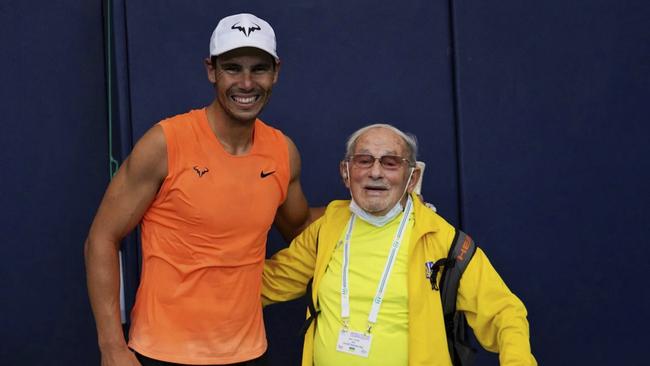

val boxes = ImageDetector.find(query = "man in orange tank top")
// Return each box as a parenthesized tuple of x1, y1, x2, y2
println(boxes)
(84, 13, 323, 366)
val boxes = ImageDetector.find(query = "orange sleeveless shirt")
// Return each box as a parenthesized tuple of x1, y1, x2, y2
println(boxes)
(128, 109, 289, 364)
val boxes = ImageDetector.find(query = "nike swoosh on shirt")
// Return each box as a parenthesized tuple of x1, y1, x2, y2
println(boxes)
(260, 170, 276, 178)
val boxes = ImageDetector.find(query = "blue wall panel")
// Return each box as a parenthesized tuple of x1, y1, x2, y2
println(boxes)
(2, 0, 648, 364)
(453, 0, 650, 364)
(0, 1, 107, 364)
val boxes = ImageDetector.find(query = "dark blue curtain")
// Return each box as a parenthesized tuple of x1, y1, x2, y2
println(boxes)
(0, 0, 648, 365)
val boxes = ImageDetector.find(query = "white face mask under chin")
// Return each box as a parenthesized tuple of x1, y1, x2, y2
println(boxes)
(349, 197, 409, 227)
(347, 166, 414, 227)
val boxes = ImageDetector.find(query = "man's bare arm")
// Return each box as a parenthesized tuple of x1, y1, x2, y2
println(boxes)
(273, 136, 325, 242)
(84, 126, 167, 365)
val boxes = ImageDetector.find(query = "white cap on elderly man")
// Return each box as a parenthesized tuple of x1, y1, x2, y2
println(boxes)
(209, 13, 278, 61)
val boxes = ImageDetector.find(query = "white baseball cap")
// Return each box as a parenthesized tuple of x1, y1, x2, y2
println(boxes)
(209, 13, 278, 61)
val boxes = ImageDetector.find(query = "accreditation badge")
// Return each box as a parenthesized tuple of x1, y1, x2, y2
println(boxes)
(336, 328, 372, 357)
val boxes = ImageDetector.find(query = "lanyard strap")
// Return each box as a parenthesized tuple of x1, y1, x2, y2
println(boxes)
(340, 197, 413, 332)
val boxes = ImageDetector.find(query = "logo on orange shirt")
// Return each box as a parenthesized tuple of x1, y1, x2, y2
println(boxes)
(260, 170, 276, 178)
(193, 166, 209, 177)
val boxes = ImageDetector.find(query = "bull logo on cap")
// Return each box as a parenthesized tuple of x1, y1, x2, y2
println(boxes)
(231, 21, 261, 37)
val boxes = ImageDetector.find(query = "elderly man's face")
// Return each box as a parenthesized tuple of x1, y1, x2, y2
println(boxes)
(341, 127, 420, 216)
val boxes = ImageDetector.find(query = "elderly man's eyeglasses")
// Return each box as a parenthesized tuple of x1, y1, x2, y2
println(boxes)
(347, 154, 414, 170)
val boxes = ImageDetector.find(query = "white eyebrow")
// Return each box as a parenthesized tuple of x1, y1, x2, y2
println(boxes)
(355, 148, 400, 156)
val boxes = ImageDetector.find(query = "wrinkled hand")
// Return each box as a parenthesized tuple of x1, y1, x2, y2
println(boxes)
(101, 346, 141, 366)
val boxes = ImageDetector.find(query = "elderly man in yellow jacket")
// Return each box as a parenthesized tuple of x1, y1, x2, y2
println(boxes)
(262, 124, 537, 366)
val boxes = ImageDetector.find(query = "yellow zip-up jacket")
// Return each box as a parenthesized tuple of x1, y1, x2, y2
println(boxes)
(263, 196, 537, 366)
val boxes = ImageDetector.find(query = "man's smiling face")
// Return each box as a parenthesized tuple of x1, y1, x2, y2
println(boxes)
(342, 127, 419, 216)
(208, 47, 278, 124)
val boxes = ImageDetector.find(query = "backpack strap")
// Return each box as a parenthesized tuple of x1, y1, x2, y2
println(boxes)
(440, 229, 476, 316)
(299, 227, 321, 337)
(299, 277, 320, 337)
(439, 229, 478, 366)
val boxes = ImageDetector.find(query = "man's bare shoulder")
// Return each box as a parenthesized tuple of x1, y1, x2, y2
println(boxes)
(282, 135, 301, 177)
(124, 124, 167, 182)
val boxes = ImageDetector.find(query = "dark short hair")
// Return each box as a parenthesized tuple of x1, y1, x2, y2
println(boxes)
(210, 52, 277, 70)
